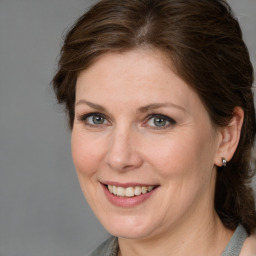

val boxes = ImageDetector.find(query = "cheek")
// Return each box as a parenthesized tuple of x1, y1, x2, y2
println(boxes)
(71, 131, 102, 177)
(143, 130, 216, 180)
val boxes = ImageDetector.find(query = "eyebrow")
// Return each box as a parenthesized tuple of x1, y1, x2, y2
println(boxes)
(75, 100, 186, 113)
(75, 100, 107, 111)
(138, 103, 186, 113)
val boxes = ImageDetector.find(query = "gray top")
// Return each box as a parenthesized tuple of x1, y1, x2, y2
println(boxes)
(221, 224, 248, 256)
(88, 236, 118, 256)
(87, 224, 248, 256)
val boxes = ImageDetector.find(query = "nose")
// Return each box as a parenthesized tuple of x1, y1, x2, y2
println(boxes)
(105, 126, 143, 172)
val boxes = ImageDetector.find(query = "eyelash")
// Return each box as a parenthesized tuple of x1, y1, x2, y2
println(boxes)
(144, 114, 176, 129)
(78, 112, 109, 128)
(78, 112, 176, 129)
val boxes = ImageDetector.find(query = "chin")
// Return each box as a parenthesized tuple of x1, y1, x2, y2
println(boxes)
(108, 227, 154, 240)
(100, 215, 158, 239)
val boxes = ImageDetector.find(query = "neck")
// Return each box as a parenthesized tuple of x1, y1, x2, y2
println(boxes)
(118, 211, 233, 256)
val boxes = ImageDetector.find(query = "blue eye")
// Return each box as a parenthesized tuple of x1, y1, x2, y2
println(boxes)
(147, 115, 176, 128)
(80, 113, 108, 126)
(88, 115, 106, 125)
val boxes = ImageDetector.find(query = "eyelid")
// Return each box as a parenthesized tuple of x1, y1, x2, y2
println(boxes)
(78, 112, 110, 127)
(78, 112, 105, 120)
(144, 114, 176, 128)
(77, 112, 176, 129)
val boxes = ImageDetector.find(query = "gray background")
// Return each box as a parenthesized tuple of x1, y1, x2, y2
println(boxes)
(0, 0, 255, 256)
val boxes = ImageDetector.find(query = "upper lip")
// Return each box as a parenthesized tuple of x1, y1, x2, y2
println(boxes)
(101, 181, 158, 188)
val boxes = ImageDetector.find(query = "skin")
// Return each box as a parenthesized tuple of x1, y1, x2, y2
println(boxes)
(240, 234, 256, 256)
(71, 48, 246, 256)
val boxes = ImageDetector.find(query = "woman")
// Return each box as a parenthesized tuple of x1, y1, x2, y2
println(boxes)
(52, 0, 256, 255)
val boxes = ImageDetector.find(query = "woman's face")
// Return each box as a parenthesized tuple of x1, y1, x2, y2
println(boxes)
(72, 49, 222, 240)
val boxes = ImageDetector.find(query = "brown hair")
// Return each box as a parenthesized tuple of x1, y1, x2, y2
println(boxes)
(52, 0, 256, 234)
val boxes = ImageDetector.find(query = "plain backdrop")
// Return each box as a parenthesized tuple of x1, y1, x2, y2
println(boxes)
(0, 0, 255, 255)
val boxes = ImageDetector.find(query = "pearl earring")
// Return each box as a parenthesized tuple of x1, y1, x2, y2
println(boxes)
(222, 157, 227, 167)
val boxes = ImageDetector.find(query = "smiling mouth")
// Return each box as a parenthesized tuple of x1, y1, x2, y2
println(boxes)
(105, 184, 157, 197)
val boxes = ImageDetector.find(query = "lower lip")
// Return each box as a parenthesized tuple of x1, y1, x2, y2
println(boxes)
(101, 184, 158, 207)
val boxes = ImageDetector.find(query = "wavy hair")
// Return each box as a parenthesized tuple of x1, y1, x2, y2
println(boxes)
(52, 0, 256, 234)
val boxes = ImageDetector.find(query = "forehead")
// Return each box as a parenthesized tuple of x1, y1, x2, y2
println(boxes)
(77, 48, 173, 82)
(75, 49, 203, 113)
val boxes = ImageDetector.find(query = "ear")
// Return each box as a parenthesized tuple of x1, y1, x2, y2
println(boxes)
(214, 107, 244, 167)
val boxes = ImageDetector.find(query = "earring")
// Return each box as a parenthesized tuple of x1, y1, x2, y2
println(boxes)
(222, 157, 227, 167)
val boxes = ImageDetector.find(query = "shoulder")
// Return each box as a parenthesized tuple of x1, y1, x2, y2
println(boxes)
(87, 236, 118, 256)
(240, 233, 256, 256)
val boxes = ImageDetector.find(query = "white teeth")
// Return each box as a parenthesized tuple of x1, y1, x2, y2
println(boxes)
(107, 185, 155, 197)
(141, 187, 147, 194)
(113, 185, 117, 195)
(147, 186, 154, 192)
(125, 187, 134, 197)
(134, 186, 142, 195)
(117, 186, 125, 196)
(108, 185, 113, 193)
